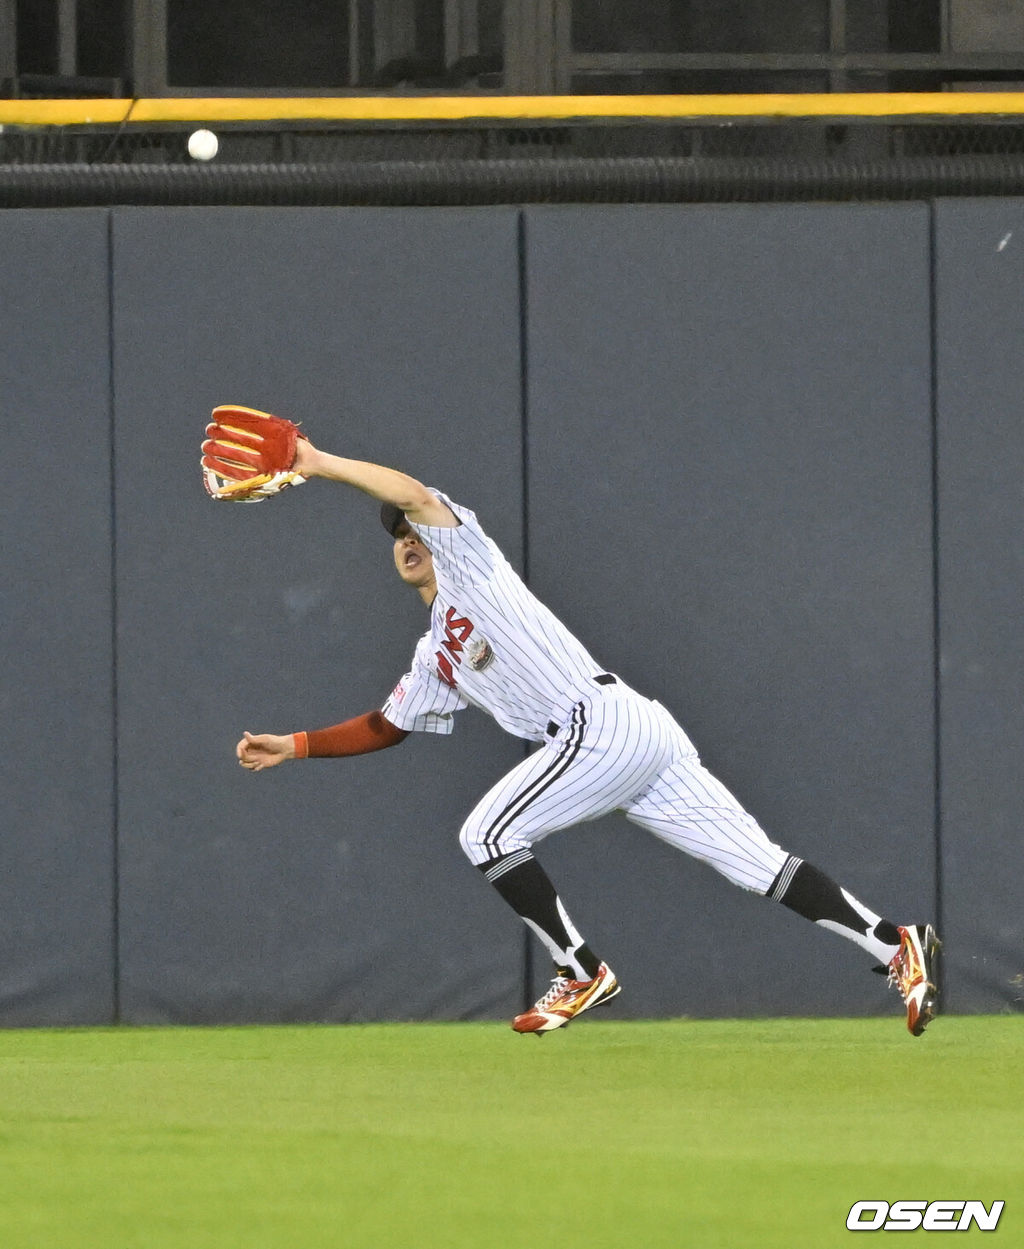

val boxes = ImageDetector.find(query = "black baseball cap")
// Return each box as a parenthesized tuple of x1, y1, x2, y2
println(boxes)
(380, 502, 406, 537)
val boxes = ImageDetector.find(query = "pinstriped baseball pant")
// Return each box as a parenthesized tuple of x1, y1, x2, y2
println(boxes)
(458, 683, 790, 894)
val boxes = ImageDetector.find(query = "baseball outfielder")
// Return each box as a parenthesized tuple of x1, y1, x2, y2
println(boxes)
(204, 407, 941, 1036)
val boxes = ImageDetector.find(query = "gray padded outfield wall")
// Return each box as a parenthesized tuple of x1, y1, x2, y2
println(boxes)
(523, 204, 936, 1019)
(1, 202, 1021, 1023)
(0, 211, 117, 1024)
(934, 200, 1024, 1015)
(110, 207, 525, 1023)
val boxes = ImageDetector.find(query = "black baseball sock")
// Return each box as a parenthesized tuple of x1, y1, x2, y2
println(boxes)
(768, 856, 902, 963)
(479, 849, 601, 980)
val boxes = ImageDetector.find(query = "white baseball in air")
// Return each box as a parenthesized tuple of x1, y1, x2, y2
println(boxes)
(187, 129, 219, 161)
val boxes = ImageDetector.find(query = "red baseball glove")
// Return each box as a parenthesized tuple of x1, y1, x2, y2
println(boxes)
(201, 405, 308, 501)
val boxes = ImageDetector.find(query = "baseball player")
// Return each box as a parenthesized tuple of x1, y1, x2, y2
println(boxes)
(207, 411, 941, 1036)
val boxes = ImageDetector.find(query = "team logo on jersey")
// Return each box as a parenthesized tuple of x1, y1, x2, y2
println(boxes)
(435, 606, 474, 688)
(390, 680, 407, 704)
(467, 638, 494, 671)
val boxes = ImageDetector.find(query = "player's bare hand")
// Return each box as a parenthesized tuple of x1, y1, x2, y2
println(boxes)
(236, 730, 294, 771)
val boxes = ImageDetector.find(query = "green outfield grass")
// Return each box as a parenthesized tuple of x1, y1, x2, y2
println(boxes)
(0, 1017, 1020, 1249)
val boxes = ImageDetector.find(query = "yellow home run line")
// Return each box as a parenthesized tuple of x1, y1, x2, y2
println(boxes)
(6, 93, 1024, 126)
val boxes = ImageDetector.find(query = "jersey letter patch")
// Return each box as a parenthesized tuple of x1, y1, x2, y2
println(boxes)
(435, 606, 478, 687)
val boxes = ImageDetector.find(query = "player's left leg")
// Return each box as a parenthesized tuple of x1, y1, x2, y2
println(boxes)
(624, 747, 941, 1034)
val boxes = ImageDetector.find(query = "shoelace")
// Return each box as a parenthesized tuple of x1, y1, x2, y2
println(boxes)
(537, 976, 571, 1010)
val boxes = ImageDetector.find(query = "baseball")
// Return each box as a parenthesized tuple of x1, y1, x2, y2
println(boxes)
(187, 129, 219, 161)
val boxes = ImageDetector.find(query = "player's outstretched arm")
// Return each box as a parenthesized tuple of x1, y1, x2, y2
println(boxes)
(237, 714, 410, 772)
(293, 438, 457, 528)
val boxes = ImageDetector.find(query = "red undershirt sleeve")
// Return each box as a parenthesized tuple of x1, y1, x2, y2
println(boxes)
(292, 711, 409, 759)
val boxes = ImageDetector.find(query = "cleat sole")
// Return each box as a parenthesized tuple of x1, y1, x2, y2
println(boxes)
(910, 926, 943, 1037)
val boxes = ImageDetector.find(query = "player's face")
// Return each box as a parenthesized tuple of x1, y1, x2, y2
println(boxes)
(392, 523, 435, 590)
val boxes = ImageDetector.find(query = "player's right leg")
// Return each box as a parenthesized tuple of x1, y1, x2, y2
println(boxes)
(458, 689, 673, 1032)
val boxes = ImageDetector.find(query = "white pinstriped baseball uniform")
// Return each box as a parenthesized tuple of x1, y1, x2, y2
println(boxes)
(380, 493, 789, 892)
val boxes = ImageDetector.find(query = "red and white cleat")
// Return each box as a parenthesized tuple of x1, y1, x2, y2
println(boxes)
(888, 924, 942, 1036)
(512, 962, 621, 1035)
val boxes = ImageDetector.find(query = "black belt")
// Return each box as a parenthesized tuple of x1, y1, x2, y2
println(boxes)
(546, 674, 616, 736)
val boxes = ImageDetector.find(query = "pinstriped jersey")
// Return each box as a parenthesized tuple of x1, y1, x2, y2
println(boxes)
(380, 492, 607, 742)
